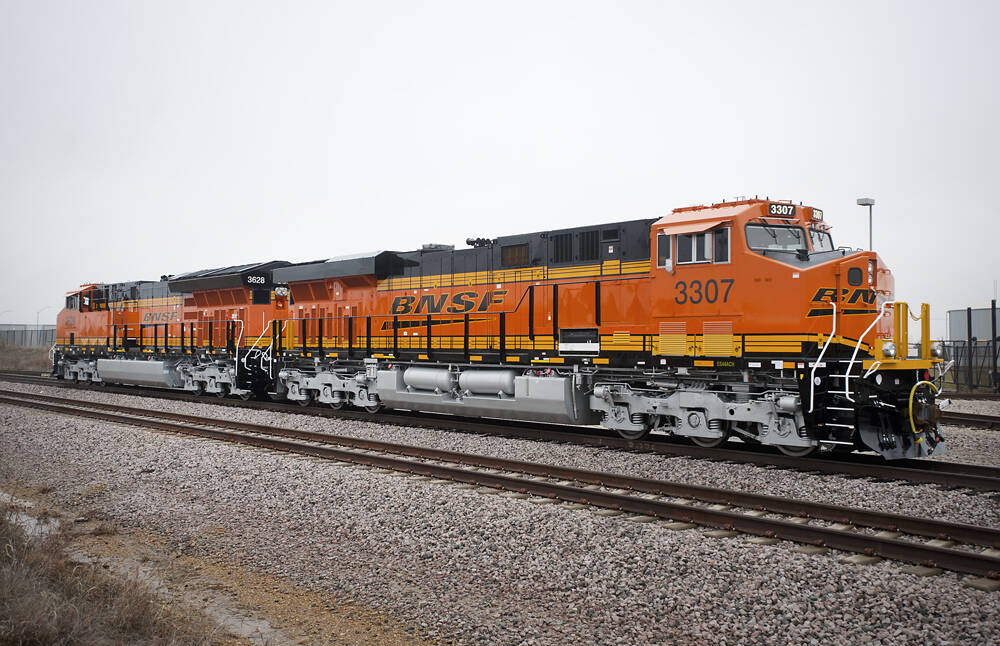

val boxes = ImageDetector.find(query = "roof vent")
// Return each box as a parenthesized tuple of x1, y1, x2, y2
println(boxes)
(422, 243, 454, 251)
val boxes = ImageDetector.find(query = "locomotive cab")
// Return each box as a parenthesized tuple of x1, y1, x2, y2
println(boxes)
(645, 199, 944, 459)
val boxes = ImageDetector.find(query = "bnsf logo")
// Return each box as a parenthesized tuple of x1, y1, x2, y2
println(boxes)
(143, 312, 179, 322)
(391, 290, 507, 315)
(811, 288, 876, 305)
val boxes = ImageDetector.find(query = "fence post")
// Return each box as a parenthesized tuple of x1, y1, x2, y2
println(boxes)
(992, 300, 998, 392)
(967, 307, 974, 391)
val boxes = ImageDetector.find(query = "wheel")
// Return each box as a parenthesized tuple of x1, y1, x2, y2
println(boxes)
(214, 384, 229, 399)
(238, 391, 253, 401)
(616, 427, 651, 441)
(690, 430, 731, 448)
(192, 382, 205, 396)
(776, 444, 820, 458)
(364, 403, 383, 414)
(328, 400, 344, 410)
(296, 394, 313, 407)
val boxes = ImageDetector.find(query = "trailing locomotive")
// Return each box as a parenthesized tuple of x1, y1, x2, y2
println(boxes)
(53, 199, 947, 460)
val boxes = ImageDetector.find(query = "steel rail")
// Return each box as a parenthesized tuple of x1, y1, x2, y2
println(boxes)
(3, 374, 999, 488)
(941, 411, 1000, 430)
(1, 393, 998, 579)
(4, 389, 1000, 549)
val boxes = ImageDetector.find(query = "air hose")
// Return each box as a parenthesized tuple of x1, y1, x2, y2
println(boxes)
(908, 380, 940, 438)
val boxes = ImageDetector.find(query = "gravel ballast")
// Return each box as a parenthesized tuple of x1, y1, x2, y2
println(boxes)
(1, 384, 999, 645)
(2, 382, 997, 527)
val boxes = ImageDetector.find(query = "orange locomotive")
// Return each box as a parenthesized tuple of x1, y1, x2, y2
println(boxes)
(54, 199, 946, 460)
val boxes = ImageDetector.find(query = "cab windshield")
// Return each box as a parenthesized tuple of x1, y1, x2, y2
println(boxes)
(809, 228, 834, 252)
(745, 224, 807, 252)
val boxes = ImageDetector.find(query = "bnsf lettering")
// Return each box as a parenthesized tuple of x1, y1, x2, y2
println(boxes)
(391, 290, 507, 315)
(391, 295, 416, 314)
(447, 292, 477, 313)
(811, 288, 876, 305)
(415, 294, 448, 314)
(142, 312, 179, 322)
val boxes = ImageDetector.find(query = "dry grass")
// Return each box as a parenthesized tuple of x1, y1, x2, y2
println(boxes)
(0, 345, 51, 372)
(90, 521, 119, 536)
(0, 507, 220, 645)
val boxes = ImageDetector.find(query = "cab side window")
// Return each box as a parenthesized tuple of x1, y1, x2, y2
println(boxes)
(714, 228, 730, 263)
(656, 233, 671, 268)
(677, 233, 711, 264)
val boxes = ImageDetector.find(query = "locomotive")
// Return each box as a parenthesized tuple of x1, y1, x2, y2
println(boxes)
(53, 199, 946, 460)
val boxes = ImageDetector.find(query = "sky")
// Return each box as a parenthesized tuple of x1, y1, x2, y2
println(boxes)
(1, 0, 997, 339)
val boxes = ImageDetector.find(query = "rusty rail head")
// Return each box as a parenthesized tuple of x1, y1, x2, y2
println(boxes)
(940, 411, 1000, 430)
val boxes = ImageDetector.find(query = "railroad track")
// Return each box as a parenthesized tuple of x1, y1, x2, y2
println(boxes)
(2, 373, 1000, 490)
(1, 388, 998, 581)
(940, 410, 1000, 430)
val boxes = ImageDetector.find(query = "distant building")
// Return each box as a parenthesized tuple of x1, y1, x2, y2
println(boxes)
(0, 324, 57, 347)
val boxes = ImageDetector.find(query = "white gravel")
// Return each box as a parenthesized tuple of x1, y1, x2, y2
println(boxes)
(1, 384, 999, 645)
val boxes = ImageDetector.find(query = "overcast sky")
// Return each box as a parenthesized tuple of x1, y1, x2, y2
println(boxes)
(1, 0, 997, 338)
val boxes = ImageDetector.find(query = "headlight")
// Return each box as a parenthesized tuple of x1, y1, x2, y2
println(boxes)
(274, 286, 289, 297)
(882, 342, 897, 358)
(931, 342, 945, 358)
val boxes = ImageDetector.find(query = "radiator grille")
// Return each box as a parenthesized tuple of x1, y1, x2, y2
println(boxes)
(703, 321, 734, 356)
(658, 322, 687, 355)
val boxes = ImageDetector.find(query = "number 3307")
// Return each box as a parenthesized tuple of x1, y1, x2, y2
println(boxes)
(675, 279, 734, 304)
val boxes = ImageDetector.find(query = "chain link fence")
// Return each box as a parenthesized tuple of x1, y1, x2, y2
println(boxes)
(937, 340, 998, 393)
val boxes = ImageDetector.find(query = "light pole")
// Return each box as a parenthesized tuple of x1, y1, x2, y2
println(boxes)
(857, 197, 875, 251)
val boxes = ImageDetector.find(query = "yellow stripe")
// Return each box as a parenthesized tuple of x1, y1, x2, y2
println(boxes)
(377, 260, 647, 291)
